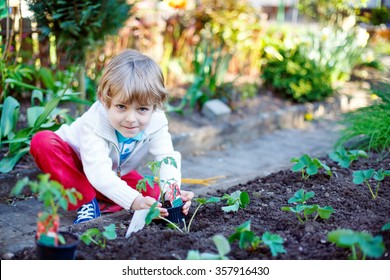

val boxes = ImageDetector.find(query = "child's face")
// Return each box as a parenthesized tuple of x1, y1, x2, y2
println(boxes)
(106, 95, 154, 138)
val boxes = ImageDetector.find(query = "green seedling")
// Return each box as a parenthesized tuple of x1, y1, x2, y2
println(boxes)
(353, 168, 390, 199)
(186, 234, 230, 260)
(11, 174, 82, 246)
(187, 196, 220, 232)
(382, 222, 390, 231)
(281, 189, 334, 223)
(327, 229, 385, 260)
(228, 220, 286, 257)
(144, 201, 184, 231)
(80, 224, 117, 249)
(329, 146, 368, 168)
(136, 156, 178, 205)
(221, 190, 250, 212)
(290, 154, 332, 179)
(145, 196, 220, 232)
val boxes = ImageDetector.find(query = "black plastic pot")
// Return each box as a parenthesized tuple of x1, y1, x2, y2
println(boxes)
(166, 202, 185, 226)
(36, 231, 79, 260)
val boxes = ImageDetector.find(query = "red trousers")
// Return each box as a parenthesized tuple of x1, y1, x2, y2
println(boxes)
(30, 130, 160, 211)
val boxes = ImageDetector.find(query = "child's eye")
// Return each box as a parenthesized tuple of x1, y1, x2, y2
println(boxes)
(139, 107, 150, 112)
(116, 104, 126, 110)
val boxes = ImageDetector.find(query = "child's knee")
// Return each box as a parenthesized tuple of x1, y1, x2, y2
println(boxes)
(30, 130, 59, 155)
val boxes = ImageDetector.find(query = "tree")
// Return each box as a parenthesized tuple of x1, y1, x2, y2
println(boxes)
(27, 0, 134, 109)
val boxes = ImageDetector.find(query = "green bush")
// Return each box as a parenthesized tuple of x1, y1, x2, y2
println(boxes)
(336, 82, 390, 154)
(262, 33, 333, 103)
(371, 7, 390, 26)
(262, 26, 369, 103)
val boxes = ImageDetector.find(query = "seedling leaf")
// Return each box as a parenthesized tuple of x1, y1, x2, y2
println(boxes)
(382, 222, 390, 231)
(213, 234, 231, 257)
(261, 231, 286, 257)
(145, 202, 160, 225)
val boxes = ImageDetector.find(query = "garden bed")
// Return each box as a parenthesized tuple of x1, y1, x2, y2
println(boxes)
(12, 152, 390, 260)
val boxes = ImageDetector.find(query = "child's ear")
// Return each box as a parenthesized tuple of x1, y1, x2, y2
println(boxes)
(99, 98, 109, 110)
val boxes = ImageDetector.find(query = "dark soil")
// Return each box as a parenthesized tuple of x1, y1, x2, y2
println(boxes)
(12, 152, 390, 260)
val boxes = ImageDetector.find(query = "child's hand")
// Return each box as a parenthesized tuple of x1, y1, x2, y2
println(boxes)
(131, 195, 168, 216)
(180, 190, 194, 215)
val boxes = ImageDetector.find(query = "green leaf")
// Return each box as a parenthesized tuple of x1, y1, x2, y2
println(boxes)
(10, 177, 30, 196)
(262, 231, 286, 257)
(103, 224, 117, 240)
(352, 171, 365, 184)
(374, 169, 385, 181)
(27, 106, 46, 128)
(381, 222, 390, 231)
(303, 204, 319, 216)
(281, 206, 293, 212)
(318, 206, 334, 219)
(239, 191, 250, 208)
(222, 204, 239, 212)
(31, 90, 44, 105)
(0, 147, 29, 173)
(291, 161, 305, 172)
(213, 234, 230, 257)
(327, 229, 356, 248)
(186, 250, 201, 260)
(33, 95, 62, 130)
(206, 197, 220, 203)
(306, 163, 318, 175)
(359, 236, 385, 258)
(145, 202, 160, 225)
(0, 96, 20, 139)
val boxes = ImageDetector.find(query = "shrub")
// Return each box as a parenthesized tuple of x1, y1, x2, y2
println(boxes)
(336, 82, 390, 154)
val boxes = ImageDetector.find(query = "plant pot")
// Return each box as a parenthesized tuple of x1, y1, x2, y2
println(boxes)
(36, 231, 79, 260)
(166, 202, 185, 226)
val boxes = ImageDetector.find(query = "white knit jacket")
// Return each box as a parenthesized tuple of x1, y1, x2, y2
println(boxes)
(55, 101, 181, 210)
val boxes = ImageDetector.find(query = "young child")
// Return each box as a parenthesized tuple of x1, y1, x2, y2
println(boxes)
(30, 49, 194, 224)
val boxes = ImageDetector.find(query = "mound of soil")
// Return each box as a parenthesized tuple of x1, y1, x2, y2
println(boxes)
(12, 152, 390, 260)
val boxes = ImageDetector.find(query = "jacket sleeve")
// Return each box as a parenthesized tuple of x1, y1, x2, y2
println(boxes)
(147, 112, 182, 193)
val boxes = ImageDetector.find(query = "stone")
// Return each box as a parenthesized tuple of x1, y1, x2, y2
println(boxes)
(201, 99, 231, 121)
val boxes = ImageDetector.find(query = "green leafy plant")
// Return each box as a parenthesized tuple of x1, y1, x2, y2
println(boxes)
(262, 24, 368, 103)
(228, 220, 286, 257)
(329, 146, 368, 168)
(327, 229, 385, 260)
(186, 234, 230, 260)
(136, 156, 178, 206)
(80, 224, 117, 249)
(145, 196, 220, 233)
(336, 82, 390, 155)
(11, 174, 82, 245)
(281, 189, 334, 223)
(221, 190, 250, 212)
(0, 93, 66, 173)
(166, 37, 232, 113)
(352, 168, 390, 199)
(290, 154, 332, 179)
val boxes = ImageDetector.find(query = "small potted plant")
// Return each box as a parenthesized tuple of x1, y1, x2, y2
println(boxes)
(136, 157, 185, 225)
(11, 173, 83, 260)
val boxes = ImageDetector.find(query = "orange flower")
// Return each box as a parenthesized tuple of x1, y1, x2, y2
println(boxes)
(166, 0, 186, 9)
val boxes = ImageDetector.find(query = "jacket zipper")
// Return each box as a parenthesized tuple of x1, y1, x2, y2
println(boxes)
(114, 139, 145, 177)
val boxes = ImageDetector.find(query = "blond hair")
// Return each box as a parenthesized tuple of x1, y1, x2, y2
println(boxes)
(98, 49, 168, 109)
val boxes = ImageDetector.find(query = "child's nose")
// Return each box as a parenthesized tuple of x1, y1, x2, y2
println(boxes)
(125, 110, 136, 122)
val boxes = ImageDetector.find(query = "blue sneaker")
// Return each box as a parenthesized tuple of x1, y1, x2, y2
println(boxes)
(73, 198, 101, 224)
